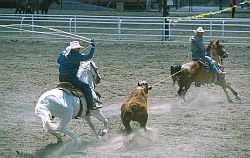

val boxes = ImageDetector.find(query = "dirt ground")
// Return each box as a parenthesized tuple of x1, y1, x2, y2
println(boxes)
(0, 9, 250, 158)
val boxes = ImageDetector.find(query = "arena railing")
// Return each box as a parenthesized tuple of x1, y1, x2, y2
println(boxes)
(0, 14, 249, 44)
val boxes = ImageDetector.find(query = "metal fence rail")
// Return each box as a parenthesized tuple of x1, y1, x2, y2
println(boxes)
(0, 14, 250, 44)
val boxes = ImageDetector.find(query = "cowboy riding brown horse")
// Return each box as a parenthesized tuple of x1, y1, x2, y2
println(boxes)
(171, 40, 241, 103)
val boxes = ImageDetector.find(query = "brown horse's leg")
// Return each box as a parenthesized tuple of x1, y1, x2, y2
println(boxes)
(183, 85, 191, 101)
(217, 78, 240, 102)
(177, 86, 184, 99)
(221, 86, 233, 103)
(177, 85, 190, 101)
(225, 83, 241, 100)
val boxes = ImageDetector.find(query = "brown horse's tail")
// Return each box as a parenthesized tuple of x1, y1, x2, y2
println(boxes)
(170, 64, 182, 84)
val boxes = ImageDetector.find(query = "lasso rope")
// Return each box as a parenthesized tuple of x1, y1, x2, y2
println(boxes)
(151, 69, 184, 87)
(0, 23, 91, 43)
(0, 23, 94, 51)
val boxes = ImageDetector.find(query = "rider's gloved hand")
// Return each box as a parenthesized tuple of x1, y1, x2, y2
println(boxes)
(90, 39, 95, 47)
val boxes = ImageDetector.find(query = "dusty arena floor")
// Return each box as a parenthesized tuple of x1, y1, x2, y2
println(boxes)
(0, 39, 250, 158)
(0, 9, 250, 158)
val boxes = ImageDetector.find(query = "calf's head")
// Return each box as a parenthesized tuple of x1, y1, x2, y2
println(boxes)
(137, 81, 152, 94)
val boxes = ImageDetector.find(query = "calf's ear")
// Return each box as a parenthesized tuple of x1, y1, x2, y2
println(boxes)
(148, 86, 152, 90)
(138, 81, 141, 86)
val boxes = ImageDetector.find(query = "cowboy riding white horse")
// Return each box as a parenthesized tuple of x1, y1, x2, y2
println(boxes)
(35, 61, 108, 141)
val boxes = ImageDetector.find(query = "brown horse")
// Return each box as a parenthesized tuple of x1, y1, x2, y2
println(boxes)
(171, 40, 241, 103)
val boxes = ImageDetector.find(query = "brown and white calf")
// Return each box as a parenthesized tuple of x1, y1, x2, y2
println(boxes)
(121, 81, 152, 133)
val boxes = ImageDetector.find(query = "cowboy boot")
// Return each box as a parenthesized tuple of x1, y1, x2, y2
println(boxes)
(89, 101, 102, 110)
(86, 103, 101, 116)
(218, 69, 227, 79)
(91, 89, 103, 104)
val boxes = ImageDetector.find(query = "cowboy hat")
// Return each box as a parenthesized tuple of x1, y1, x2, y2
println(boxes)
(69, 41, 82, 49)
(194, 27, 205, 33)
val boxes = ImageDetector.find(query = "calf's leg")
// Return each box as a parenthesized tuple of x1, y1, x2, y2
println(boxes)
(139, 113, 148, 132)
(122, 118, 132, 133)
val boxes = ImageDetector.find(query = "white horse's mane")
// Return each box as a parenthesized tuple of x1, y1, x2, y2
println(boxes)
(78, 61, 97, 72)
(77, 61, 98, 89)
(78, 61, 92, 75)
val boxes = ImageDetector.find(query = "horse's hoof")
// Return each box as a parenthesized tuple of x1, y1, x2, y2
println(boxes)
(96, 135, 102, 139)
(57, 137, 63, 143)
(98, 129, 108, 136)
(236, 96, 241, 100)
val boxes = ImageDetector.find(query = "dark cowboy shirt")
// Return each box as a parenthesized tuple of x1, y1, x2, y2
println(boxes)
(190, 35, 206, 59)
(57, 47, 95, 75)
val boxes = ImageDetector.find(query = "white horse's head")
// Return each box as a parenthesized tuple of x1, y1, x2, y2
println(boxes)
(77, 61, 101, 88)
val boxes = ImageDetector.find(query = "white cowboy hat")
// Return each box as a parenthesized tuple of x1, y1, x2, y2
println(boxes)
(69, 41, 82, 49)
(194, 27, 205, 33)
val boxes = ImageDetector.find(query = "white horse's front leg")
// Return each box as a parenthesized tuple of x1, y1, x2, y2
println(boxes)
(57, 116, 77, 140)
(48, 128, 63, 142)
(84, 116, 100, 138)
(57, 126, 77, 140)
(90, 109, 108, 137)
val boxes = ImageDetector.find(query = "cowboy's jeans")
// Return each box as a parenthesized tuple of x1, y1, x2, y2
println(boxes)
(204, 56, 219, 74)
(59, 74, 95, 108)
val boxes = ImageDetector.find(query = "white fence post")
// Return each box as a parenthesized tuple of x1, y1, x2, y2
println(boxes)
(222, 20, 225, 39)
(209, 18, 213, 39)
(118, 18, 122, 41)
(69, 18, 73, 34)
(162, 18, 165, 41)
(74, 16, 76, 34)
(32, 15, 34, 38)
(20, 17, 25, 35)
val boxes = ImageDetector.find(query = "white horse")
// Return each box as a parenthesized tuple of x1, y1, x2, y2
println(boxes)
(35, 61, 108, 141)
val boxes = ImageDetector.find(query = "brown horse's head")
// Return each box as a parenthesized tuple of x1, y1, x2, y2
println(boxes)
(206, 40, 228, 66)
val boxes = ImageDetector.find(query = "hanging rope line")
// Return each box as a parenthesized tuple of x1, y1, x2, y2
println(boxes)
(0, 23, 91, 43)
(168, 0, 250, 23)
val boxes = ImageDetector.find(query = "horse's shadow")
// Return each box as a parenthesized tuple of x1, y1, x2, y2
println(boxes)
(33, 139, 96, 158)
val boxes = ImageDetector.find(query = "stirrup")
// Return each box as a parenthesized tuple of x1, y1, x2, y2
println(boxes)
(218, 69, 227, 75)
(89, 105, 102, 110)
(96, 104, 102, 108)
(94, 98, 103, 104)
(218, 73, 225, 79)
(220, 71, 227, 75)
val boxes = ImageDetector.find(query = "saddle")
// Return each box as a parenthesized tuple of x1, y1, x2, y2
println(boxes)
(57, 82, 103, 117)
(192, 59, 217, 86)
(192, 58, 210, 70)
(57, 82, 83, 118)
(57, 82, 82, 97)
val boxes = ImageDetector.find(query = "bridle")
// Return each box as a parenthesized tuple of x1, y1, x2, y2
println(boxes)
(84, 62, 101, 85)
